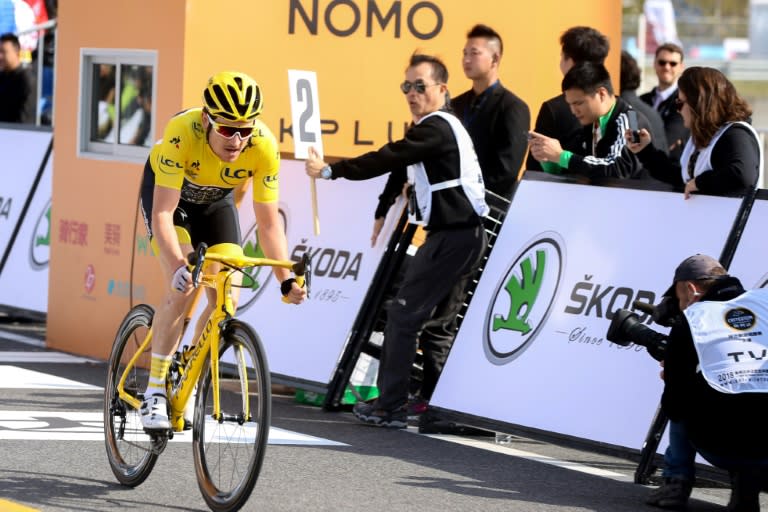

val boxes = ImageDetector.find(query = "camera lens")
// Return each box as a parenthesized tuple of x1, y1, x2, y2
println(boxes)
(606, 308, 668, 361)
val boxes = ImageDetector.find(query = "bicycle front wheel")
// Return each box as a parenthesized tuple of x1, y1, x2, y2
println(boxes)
(193, 319, 271, 512)
(104, 304, 160, 487)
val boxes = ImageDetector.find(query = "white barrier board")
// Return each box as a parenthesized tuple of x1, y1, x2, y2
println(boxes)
(179, 159, 399, 386)
(0, 156, 52, 313)
(431, 178, 743, 450)
(0, 129, 51, 265)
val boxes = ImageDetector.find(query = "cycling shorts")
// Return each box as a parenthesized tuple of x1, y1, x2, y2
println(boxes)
(139, 160, 241, 251)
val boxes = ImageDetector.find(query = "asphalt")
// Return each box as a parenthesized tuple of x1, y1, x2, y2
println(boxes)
(0, 308, 761, 512)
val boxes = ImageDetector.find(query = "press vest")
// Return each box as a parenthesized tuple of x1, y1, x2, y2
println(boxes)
(406, 111, 489, 226)
(684, 289, 768, 394)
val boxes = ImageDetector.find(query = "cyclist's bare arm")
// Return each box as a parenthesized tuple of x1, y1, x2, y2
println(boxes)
(152, 185, 187, 276)
(253, 201, 306, 304)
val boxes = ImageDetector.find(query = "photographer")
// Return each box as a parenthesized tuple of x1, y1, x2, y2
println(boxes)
(613, 255, 768, 511)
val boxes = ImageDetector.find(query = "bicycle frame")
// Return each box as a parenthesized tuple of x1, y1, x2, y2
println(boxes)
(115, 242, 307, 433)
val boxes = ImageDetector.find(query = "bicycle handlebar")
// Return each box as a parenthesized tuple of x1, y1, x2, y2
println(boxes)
(186, 242, 311, 301)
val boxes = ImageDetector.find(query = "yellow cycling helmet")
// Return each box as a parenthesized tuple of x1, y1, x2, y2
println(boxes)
(203, 71, 263, 122)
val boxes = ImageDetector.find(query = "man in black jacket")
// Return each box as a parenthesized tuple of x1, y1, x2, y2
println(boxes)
(528, 62, 649, 179)
(640, 43, 689, 162)
(451, 24, 530, 201)
(0, 33, 36, 124)
(305, 53, 488, 428)
(526, 26, 609, 172)
(652, 254, 768, 511)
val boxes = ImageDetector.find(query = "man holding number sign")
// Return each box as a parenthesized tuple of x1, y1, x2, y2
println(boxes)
(305, 53, 489, 428)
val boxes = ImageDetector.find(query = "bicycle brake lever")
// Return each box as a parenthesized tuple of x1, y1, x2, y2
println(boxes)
(284, 253, 311, 302)
(302, 253, 311, 299)
(189, 243, 208, 288)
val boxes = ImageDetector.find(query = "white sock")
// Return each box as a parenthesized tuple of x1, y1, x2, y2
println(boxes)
(145, 352, 172, 398)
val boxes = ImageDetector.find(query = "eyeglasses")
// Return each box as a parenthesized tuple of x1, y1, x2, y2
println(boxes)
(657, 59, 680, 68)
(206, 113, 254, 139)
(400, 80, 440, 94)
(674, 97, 687, 112)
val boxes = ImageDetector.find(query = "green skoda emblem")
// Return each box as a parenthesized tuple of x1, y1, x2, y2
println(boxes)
(30, 200, 51, 269)
(484, 232, 564, 365)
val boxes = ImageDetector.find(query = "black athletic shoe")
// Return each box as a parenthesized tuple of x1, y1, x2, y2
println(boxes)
(352, 400, 407, 429)
(646, 477, 693, 510)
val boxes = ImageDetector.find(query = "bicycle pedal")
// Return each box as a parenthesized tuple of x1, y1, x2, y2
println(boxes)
(144, 428, 171, 455)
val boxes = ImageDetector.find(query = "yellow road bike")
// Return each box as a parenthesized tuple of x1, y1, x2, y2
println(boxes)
(104, 242, 310, 512)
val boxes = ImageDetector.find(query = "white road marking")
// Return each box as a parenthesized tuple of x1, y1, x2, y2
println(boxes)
(413, 431, 731, 507)
(0, 366, 101, 390)
(0, 330, 46, 348)
(0, 411, 347, 446)
(0, 352, 98, 364)
(416, 432, 629, 479)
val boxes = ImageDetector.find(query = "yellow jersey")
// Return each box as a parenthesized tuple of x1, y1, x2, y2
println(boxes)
(149, 108, 280, 205)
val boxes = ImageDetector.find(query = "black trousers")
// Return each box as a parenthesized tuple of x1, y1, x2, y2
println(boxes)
(376, 224, 487, 411)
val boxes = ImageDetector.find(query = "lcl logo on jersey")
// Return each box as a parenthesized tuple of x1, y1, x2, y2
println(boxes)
(220, 167, 254, 186)
(483, 232, 565, 365)
(236, 208, 288, 312)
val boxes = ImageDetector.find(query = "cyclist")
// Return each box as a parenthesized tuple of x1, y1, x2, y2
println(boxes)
(138, 71, 306, 430)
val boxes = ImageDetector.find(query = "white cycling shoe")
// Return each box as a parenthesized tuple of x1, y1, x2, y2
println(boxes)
(140, 394, 171, 430)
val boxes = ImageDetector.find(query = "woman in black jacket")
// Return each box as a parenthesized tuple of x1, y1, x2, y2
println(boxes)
(627, 66, 760, 199)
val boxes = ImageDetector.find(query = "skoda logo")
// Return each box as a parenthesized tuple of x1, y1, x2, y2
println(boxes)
(483, 232, 565, 365)
(30, 200, 51, 269)
(237, 208, 287, 312)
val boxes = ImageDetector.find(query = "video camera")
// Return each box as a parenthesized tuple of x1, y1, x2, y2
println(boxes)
(605, 297, 681, 362)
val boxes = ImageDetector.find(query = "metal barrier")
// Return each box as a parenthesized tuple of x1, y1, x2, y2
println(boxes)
(322, 189, 511, 411)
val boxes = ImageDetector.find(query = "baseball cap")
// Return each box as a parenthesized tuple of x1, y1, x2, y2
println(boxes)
(663, 254, 728, 297)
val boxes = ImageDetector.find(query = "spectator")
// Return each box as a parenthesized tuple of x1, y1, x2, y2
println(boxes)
(451, 23, 530, 201)
(619, 50, 668, 153)
(628, 66, 760, 199)
(652, 254, 768, 511)
(627, 68, 761, 510)
(0, 32, 35, 123)
(526, 26, 609, 171)
(640, 43, 689, 161)
(305, 53, 489, 429)
(528, 62, 650, 180)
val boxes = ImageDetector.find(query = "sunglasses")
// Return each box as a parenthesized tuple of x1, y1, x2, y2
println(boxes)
(400, 80, 440, 94)
(657, 59, 680, 68)
(206, 113, 254, 139)
(674, 97, 687, 112)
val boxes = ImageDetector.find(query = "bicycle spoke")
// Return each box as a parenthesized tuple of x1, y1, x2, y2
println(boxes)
(193, 320, 270, 512)
(104, 305, 160, 487)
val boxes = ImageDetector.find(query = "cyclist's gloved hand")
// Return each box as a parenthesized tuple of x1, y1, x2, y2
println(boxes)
(281, 278, 306, 304)
(172, 265, 192, 293)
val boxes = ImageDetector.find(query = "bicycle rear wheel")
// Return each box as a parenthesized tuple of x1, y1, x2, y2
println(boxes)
(193, 319, 271, 512)
(104, 304, 161, 487)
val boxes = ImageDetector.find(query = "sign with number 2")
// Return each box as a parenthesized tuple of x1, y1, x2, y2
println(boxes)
(288, 70, 323, 160)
